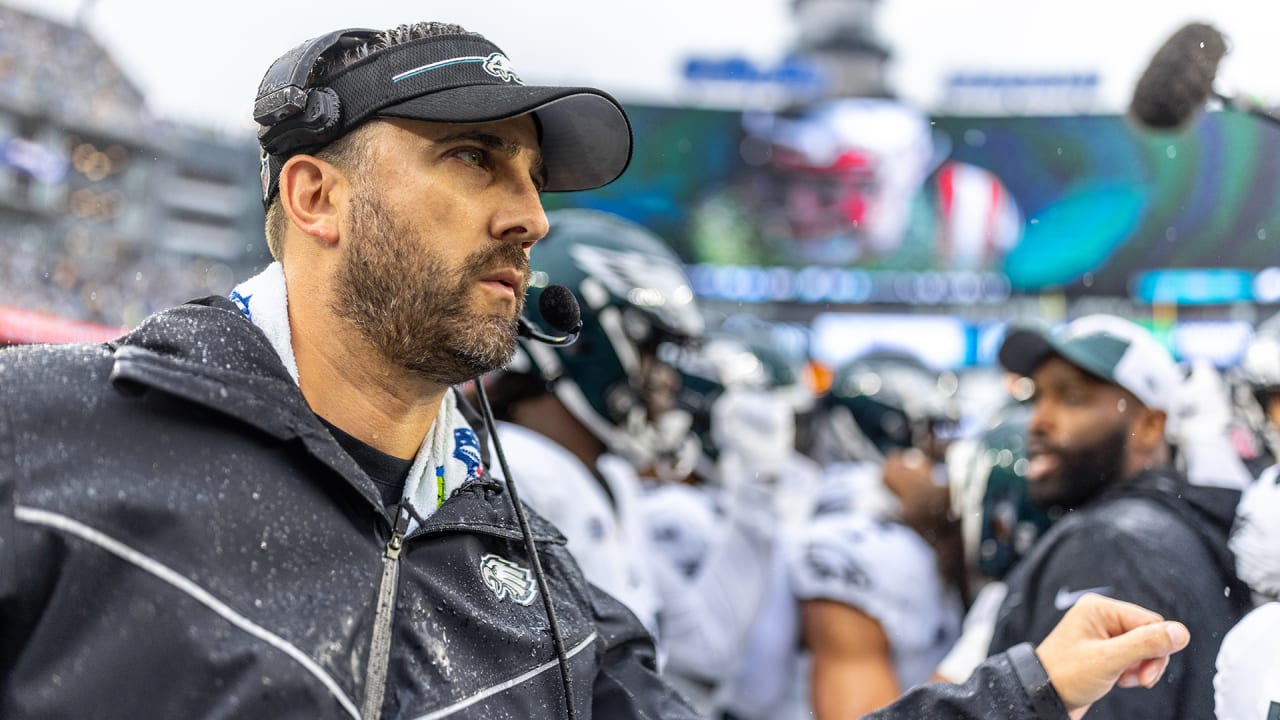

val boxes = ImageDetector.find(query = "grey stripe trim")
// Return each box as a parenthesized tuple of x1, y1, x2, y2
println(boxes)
(15, 505, 362, 720)
(412, 631, 598, 720)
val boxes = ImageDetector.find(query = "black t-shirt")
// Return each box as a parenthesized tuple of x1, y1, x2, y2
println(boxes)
(319, 417, 414, 520)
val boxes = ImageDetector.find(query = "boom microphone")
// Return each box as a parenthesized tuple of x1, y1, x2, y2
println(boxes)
(1130, 22, 1280, 130)
(474, 285, 585, 716)
(517, 284, 583, 346)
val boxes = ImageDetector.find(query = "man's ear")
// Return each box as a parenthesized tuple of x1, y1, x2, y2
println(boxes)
(278, 154, 345, 246)
(1131, 406, 1168, 452)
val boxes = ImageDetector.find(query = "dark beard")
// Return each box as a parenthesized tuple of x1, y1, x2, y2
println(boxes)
(331, 188, 529, 385)
(1030, 423, 1129, 512)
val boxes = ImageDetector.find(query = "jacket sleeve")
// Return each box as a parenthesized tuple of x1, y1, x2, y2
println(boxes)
(864, 643, 1067, 720)
(586, 582, 705, 719)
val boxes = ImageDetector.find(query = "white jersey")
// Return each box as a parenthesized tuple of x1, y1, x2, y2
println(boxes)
(710, 545, 800, 720)
(490, 422, 660, 634)
(1214, 602, 1280, 720)
(644, 446, 819, 719)
(812, 461, 904, 519)
(1175, 359, 1254, 490)
(640, 483, 719, 579)
(934, 580, 1009, 683)
(788, 511, 963, 689)
(639, 474, 779, 703)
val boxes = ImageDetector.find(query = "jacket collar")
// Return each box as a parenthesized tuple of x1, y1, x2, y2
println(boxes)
(106, 296, 565, 544)
(109, 296, 314, 441)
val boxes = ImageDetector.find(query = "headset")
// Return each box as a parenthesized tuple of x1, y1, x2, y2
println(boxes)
(253, 28, 380, 157)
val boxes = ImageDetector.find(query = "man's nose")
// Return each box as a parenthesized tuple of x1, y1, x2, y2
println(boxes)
(494, 175, 549, 249)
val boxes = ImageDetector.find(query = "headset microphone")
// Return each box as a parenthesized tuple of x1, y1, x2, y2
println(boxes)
(518, 285, 583, 346)
(1130, 22, 1280, 131)
(473, 280, 583, 719)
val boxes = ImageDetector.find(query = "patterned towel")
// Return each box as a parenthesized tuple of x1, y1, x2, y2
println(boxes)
(231, 262, 483, 529)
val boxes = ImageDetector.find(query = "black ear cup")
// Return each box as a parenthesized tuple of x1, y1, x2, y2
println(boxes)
(258, 87, 342, 157)
(254, 28, 378, 157)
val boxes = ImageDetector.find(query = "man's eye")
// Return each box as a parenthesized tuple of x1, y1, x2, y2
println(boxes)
(455, 148, 486, 167)
(1063, 388, 1088, 404)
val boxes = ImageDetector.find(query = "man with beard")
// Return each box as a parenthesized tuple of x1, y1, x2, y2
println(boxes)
(989, 314, 1252, 720)
(0, 21, 693, 720)
(0, 20, 1206, 720)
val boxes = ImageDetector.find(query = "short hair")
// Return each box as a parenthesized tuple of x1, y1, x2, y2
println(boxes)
(262, 22, 479, 260)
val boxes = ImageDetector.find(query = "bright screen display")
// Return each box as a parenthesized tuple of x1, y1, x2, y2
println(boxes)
(544, 101, 1280, 303)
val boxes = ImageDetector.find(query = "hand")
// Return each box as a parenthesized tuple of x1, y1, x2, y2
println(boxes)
(1035, 594, 1190, 720)
(711, 388, 795, 479)
(882, 449, 950, 537)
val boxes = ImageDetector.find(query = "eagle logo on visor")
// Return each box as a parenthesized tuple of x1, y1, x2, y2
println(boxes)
(482, 53, 522, 84)
(480, 554, 538, 605)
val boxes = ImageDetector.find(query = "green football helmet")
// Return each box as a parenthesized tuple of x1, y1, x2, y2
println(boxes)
(822, 351, 960, 463)
(949, 402, 1055, 580)
(668, 333, 772, 471)
(514, 209, 704, 468)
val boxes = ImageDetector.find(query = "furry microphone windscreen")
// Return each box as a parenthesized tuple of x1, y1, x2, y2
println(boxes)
(1130, 22, 1229, 130)
(538, 285, 582, 334)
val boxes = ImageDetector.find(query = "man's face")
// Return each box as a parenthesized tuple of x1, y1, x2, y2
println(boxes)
(780, 169, 876, 243)
(1264, 392, 1280, 436)
(1024, 356, 1137, 510)
(636, 343, 683, 421)
(331, 116, 547, 385)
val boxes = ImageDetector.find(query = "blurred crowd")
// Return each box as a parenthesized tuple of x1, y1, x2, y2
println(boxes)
(0, 5, 152, 137)
(0, 5, 249, 331)
(0, 222, 242, 329)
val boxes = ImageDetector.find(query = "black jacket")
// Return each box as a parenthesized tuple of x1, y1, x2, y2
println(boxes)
(1, 297, 1067, 720)
(0, 297, 697, 720)
(989, 468, 1250, 720)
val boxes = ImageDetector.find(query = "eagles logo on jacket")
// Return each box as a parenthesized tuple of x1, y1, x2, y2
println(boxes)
(0, 296, 697, 720)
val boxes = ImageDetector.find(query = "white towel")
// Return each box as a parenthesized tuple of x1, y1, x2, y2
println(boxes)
(231, 262, 483, 529)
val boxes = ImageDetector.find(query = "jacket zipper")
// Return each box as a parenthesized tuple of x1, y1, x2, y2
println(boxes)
(360, 505, 411, 720)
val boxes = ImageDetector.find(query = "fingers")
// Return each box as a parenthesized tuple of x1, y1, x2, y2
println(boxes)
(1116, 668, 1142, 689)
(1094, 619, 1188, 695)
(1139, 655, 1172, 687)
(1104, 617, 1188, 660)
(1037, 594, 1191, 711)
(1071, 593, 1163, 634)
(1116, 653, 1173, 689)
(1115, 653, 1172, 690)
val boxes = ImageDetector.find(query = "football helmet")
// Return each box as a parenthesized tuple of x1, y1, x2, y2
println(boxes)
(512, 209, 704, 469)
(1234, 316, 1280, 462)
(821, 351, 960, 464)
(741, 98, 938, 265)
(949, 403, 1055, 580)
(669, 333, 802, 481)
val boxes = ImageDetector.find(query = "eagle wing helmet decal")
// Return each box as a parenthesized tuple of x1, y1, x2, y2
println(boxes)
(482, 53, 523, 84)
(480, 554, 538, 605)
